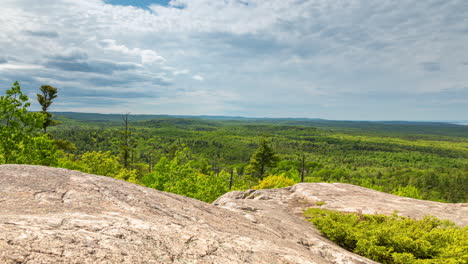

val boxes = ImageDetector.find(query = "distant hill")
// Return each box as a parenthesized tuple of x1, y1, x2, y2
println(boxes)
(52, 112, 468, 138)
(52, 112, 323, 122)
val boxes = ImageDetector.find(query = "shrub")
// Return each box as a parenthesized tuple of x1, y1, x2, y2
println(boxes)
(253, 174, 296, 190)
(304, 208, 468, 264)
(392, 185, 423, 199)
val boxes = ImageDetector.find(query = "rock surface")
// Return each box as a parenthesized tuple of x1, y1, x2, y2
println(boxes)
(215, 183, 468, 227)
(0, 165, 375, 264)
(214, 183, 467, 264)
(1, 165, 466, 263)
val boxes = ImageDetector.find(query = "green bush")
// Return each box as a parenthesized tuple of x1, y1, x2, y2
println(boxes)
(140, 147, 230, 203)
(253, 174, 296, 190)
(392, 185, 423, 199)
(304, 208, 468, 264)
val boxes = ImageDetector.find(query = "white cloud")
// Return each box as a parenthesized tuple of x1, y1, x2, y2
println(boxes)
(0, 63, 42, 71)
(0, 0, 467, 119)
(192, 74, 204, 81)
(99, 39, 165, 64)
(173, 69, 190, 76)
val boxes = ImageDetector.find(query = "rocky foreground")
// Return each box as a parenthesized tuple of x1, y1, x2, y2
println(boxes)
(0, 165, 466, 263)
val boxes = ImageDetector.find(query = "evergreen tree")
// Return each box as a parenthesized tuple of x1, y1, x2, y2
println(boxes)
(246, 137, 280, 180)
(0, 81, 57, 165)
(37, 85, 58, 133)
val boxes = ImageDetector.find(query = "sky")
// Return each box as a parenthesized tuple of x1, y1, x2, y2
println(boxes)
(0, 0, 467, 120)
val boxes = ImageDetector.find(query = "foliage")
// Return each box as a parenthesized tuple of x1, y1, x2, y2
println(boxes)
(0, 82, 57, 165)
(315, 201, 326, 206)
(54, 139, 77, 152)
(49, 112, 468, 203)
(392, 185, 423, 199)
(245, 137, 280, 180)
(140, 147, 230, 202)
(58, 151, 122, 177)
(37, 85, 58, 133)
(119, 113, 135, 168)
(58, 151, 141, 185)
(253, 174, 296, 190)
(304, 208, 468, 264)
(115, 168, 139, 184)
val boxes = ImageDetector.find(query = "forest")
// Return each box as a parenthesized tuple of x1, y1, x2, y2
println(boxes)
(1, 82, 468, 203)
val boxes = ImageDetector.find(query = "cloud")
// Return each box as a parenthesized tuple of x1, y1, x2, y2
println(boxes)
(0, 0, 467, 120)
(60, 87, 157, 99)
(45, 59, 138, 74)
(0, 58, 7, 64)
(171, 69, 190, 76)
(192, 74, 204, 81)
(421, 62, 441, 72)
(105, 0, 172, 9)
(204, 32, 286, 55)
(49, 50, 89, 61)
(99, 39, 165, 64)
(24, 30, 59, 38)
(84, 72, 171, 86)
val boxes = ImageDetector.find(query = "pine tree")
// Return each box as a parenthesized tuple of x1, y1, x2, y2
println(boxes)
(37, 85, 58, 133)
(246, 137, 280, 180)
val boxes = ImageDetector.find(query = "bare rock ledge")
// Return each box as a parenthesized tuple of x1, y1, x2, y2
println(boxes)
(0, 165, 466, 263)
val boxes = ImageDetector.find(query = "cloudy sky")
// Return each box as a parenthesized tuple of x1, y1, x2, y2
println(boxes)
(1, 0, 467, 120)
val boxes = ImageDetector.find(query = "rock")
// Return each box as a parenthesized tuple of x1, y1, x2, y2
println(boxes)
(215, 183, 467, 229)
(214, 183, 467, 263)
(3, 165, 465, 263)
(0, 165, 375, 264)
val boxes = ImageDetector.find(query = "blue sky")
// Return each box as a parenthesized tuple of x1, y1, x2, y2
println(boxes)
(105, 0, 171, 9)
(0, 0, 467, 120)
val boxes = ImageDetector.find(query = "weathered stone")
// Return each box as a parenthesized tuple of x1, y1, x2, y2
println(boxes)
(218, 183, 467, 226)
(0, 165, 375, 264)
(1, 165, 466, 263)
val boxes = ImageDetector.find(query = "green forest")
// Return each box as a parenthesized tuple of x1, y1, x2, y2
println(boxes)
(1, 82, 468, 203)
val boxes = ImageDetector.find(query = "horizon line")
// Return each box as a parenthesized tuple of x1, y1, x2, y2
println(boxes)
(50, 111, 468, 124)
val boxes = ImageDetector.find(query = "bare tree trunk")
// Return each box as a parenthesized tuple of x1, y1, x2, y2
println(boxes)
(229, 169, 234, 190)
(300, 153, 306, 183)
(149, 154, 153, 173)
(121, 113, 130, 169)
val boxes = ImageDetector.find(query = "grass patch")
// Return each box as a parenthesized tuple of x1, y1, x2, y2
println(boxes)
(315, 201, 326, 206)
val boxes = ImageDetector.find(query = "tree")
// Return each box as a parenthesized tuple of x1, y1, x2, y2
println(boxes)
(0, 81, 57, 165)
(120, 113, 135, 169)
(37, 85, 58, 133)
(245, 137, 280, 180)
(75, 151, 122, 177)
(140, 147, 230, 202)
(299, 153, 307, 182)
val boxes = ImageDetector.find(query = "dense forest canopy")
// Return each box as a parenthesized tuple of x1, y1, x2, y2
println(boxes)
(1, 83, 467, 203)
(48, 110, 468, 203)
